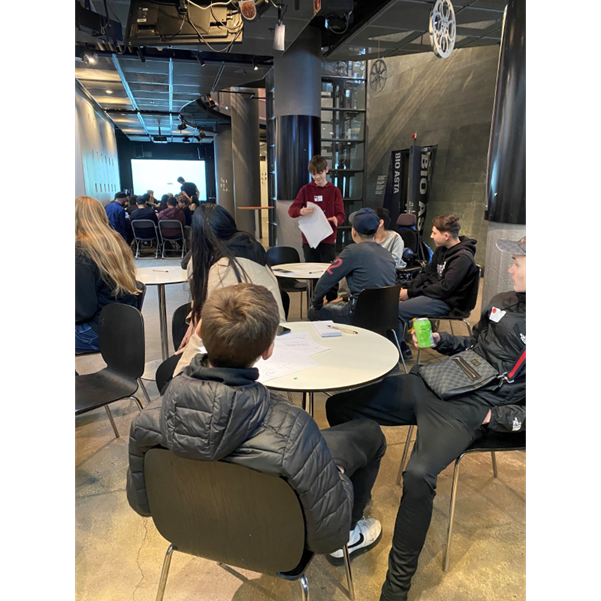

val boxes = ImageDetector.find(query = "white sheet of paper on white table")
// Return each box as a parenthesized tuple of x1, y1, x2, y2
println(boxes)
(311, 320, 342, 338)
(276, 332, 330, 355)
(256, 347, 318, 383)
(297, 202, 334, 249)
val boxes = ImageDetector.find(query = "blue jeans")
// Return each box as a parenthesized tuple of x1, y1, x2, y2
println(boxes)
(76, 323, 100, 353)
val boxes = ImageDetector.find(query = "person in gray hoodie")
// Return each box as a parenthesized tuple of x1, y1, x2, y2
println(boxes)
(127, 283, 386, 561)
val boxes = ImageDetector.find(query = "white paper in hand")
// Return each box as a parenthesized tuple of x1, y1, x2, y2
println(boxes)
(298, 202, 333, 249)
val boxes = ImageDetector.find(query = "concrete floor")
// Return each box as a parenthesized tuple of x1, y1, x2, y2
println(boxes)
(75, 255, 525, 601)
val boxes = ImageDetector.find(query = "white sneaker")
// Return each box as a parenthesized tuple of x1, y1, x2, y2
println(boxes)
(327, 517, 382, 565)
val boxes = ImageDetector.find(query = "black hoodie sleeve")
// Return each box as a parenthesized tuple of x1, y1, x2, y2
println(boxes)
(76, 260, 99, 323)
(407, 250, 473, 300)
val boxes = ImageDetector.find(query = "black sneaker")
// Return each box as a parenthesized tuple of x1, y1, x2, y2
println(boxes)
(400, 341, 413, 360)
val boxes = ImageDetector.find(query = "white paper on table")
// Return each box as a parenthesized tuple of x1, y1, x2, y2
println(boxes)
(311, 320, 342, 338)
(256, 345, 319, 383)
(297, 202, 334, 249)
(276, 332, 330, 356)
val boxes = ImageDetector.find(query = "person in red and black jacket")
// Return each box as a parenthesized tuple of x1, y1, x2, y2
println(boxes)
(288, 156, 346, 301)
(326, 237, 526, 601)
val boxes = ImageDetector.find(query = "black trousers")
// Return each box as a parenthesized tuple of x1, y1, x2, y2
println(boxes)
(303, 242, 338, 301)
(321, 418, 387, 530)
(326, 374, 489, 600)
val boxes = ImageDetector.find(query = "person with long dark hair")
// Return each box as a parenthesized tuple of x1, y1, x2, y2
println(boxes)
(157, 194, 169, 213)
(175, 204, 286, 370)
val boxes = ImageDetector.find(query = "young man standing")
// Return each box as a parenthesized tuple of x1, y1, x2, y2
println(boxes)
(288, 155, 346, 301)
(127, 283, 385, 561)
(398, 214, 478, 358)
(308, 208, 397, 325)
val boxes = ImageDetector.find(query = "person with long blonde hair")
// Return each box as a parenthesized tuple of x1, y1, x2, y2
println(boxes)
(76, 196, 140, 352)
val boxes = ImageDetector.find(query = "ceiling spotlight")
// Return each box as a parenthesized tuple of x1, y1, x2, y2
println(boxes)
(196, 54, 205, 67)
(83, 51, 98, 66)
(197, 130, 206, 140)
(105, 90, 113, 94)
(253, 59, 258, 71)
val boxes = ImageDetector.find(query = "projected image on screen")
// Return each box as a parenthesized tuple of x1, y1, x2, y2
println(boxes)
(131, 159, 207, 200)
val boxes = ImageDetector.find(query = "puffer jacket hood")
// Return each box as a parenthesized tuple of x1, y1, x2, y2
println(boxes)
(161, 354, 271, 462)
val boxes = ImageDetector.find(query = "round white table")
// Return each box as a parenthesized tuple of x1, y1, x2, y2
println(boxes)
(264, 321, 400, 415)
(271, 262, 330, 309)
(136, 266, 188, 378)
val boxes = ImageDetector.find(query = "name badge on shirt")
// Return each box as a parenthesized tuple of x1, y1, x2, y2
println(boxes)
(314, 195, 323, 202)
(490, 307, 506, 323)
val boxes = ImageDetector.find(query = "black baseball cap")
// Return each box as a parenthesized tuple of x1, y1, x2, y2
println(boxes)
(496, 236, 526, 255)
(349, 208, 380, 235)
(115, 191, 127, 199)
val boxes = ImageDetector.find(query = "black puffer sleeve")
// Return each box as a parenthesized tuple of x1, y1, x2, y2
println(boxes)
(488, 404, 526, 433)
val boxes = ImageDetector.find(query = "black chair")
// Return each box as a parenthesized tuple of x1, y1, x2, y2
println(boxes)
(414, 265, 481, 363)
(158, 220, 187, 259)
(144, 449, 355, 601)
(155, 354, 181, 396)
(75, 304, 151, 438)
(442, 430, 526, 572)
(266, 246, 308, 319)
(131, 219, 160, 258)
(171, 302, 192, 352)
(351, 284, 407, 375)
(75, 282, 147, 357)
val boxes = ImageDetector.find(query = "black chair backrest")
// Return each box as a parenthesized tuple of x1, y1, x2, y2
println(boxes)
(97, 303, 145, 380)
(172, 302, 192, 351)
(398, 228, 420, 256)
(135, 281, 147, 312)
(158, 220, 184, 240)
(155, 354, 181, 395)
(351, 284, 402, 333)
(131, 219, 158, 240)
(448, 265, 481, 317)
(144, 449, 306, 574)
(266, 246, 301, 267)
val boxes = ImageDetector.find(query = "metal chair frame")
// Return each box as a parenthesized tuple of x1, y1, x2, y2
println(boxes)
(158, 220, 187, 259)
(131, 219, 160, 259)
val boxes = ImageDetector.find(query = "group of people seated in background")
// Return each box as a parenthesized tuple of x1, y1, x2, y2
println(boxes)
(76, 155, 526, 601)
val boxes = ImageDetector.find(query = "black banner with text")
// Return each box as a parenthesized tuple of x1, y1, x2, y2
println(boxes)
(406, 145, 438, 235)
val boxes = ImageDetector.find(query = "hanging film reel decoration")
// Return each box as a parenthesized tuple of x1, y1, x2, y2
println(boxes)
(370, 59, 387, 92)
(429, 0, 456, 59)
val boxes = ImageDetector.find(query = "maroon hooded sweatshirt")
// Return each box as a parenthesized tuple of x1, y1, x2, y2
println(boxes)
(288, 181, 346, 246)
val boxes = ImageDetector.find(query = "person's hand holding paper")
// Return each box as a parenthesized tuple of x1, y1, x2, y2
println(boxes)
(297, 202, 334, 249)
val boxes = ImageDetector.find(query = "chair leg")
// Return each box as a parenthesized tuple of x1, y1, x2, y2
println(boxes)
(342, 544, 355, 600)
(138, 378, 152, 406)
(491, 451, 498, 478)
(390, 329, 408, 375)
(155, 544, 176, 601)
(104, 406, 120, 438)
(416, 347, 421, 364)
(443, 454, 465, 572)
(396, 425, 415, 485)
(131, 396, 144, 411)
(299, 574, 309, 601)
(300, 290, 303, 319)
(463, 320, 472, 337)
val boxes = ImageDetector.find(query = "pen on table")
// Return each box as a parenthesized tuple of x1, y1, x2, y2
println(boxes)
(328, 325, 358, 335)
(153, 269, 169, 272)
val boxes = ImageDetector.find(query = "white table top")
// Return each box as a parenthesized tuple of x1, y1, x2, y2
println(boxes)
(271, 263, 330, 280)
(264, 321, 399, 392)
(136, 266, 188, 286)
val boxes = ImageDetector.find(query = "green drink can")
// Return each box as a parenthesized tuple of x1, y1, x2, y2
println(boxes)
(414, 318, 434, 348)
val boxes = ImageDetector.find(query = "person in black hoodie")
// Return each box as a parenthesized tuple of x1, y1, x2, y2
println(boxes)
(326, 237, 526, 601)
(397, 214, 478, 358)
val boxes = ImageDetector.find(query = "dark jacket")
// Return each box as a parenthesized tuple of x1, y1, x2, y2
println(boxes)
(126, 355, 354, 554)
(311, 241, 396, 309)
(181, 231, 266, 270)
(405, 237, 478, 312)
(419, 291, 526, 433)
(104, 201, 128, 241)
(130, 207, 158, 225)
(75, 248, 139, 331)
(158, 206, 185, 227)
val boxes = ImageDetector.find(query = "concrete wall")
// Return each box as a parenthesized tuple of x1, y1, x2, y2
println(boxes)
(75, 85, 120, 204)
(365, 45, 500, 266)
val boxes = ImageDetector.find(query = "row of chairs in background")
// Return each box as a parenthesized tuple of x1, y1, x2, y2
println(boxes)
(75, 288, 524, 598)
(131, 219, 188, 260)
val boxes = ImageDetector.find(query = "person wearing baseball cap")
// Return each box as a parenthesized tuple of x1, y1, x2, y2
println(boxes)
(326, 234, 526, 601)
(308, 207, 397, 324)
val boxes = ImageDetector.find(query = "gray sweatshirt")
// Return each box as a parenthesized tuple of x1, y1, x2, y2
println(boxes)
(312, 241, 397, 308)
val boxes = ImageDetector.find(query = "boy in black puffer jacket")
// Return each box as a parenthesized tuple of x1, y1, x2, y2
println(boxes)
(127, 283, 386, 559)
